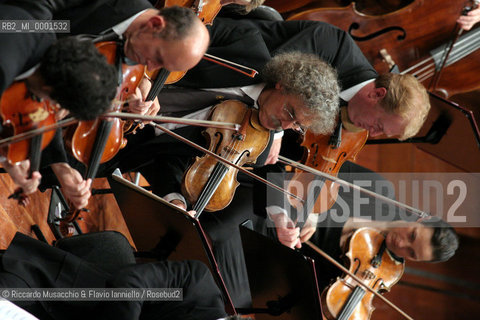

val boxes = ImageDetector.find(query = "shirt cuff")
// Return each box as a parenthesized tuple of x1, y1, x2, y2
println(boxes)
(265, 205, 288, 220)
(163, 192, 186, 206)
(305, 212, 321, 227)
(273, 130, 284, 139)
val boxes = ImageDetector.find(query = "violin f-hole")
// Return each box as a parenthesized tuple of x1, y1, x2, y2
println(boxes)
(349, 23, 406, 42)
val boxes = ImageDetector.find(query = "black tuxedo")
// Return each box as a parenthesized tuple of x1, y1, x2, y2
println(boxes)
(6, 0, 152, 35)
(0, 4, 55, 94)
(178, 18, 378, 90)
(0, 233, 227, 320)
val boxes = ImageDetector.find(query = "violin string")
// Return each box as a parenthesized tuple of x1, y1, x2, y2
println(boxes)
(195, 129, 241, 210)
(405, 27, 480, 81)
(152, 123, 304, 203)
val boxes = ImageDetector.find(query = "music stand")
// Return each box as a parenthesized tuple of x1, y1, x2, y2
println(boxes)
(239, 224, 322, 320)
(107, 171, 235, 313)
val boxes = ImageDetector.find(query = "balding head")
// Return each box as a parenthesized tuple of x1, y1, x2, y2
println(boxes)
(124, 6, 209, 71)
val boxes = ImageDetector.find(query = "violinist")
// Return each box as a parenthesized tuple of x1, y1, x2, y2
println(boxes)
(9, 1, 211, 118)
(75, 52, 339, 308)
(180, 18, 431, 140)
(9, 3, 211, 207)
(305, 214, 458, 291)
(0, 7, 118, 207)
(186, 18, 433, 249)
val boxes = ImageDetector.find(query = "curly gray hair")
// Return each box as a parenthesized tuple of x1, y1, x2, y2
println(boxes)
(262, 51, 340, 134)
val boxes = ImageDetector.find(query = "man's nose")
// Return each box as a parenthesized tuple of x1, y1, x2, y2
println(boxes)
(281, 120, 295, 130)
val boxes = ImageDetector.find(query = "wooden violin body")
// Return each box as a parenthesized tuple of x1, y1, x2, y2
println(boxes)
(66, 41, 143, 165)
(182, 100, 269, 214)
(288, 112, 368, 213)
(321, 228, 404, 320)
(0, 81, 56, 164)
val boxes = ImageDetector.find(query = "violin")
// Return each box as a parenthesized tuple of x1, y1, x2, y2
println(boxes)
(60, 41, 144, 225)
(320, 228, 405, 320)
(66, 41, 144, 176)
(288, 1, 480, 97)
(0, 81, 57, 204)
(181, 100, 270, 217)
(286, 108, 368, 214)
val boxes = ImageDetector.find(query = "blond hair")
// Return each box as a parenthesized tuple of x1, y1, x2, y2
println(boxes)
(375, 73, 430, 140)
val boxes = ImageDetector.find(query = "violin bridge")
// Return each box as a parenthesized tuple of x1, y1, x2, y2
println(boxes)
(362, 269, 376, 280)
(321, 155, 337, 164)
(223, 146, 240, 155)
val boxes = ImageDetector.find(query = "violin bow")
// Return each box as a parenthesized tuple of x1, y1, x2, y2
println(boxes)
(429, 0, 480, 90)
(103, 111, 241, 131)
(0, 117, 77, 149)
(202, 53, 259, 78)
(305, 240, 414, 320)
(147, 122, 305, 203)
(277, 155, 430, 220)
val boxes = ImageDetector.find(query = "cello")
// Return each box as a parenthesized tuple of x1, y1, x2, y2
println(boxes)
(288, 1, 480, 97)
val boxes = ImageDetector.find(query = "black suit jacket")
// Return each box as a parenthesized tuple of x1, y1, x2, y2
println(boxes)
(6, 0, 152, 35)
(0, 233, 227, 320)
(179, 18, 378, 90)
(0, 4, 55, 94)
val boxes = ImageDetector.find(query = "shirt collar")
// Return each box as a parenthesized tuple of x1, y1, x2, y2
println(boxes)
(112, 9, 148, 38)
(241, 83, 266, 108)
(340, 79, 375, 101)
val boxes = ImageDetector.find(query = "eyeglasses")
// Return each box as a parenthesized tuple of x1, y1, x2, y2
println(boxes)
(283, 105, 307, 135)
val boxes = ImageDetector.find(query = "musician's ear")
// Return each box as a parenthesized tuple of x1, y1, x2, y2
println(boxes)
(147, 15, 166, 32)
(275, 83, 283, 91)
(373, 87, 387, 100)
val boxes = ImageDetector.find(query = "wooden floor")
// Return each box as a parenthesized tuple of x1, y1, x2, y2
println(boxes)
(0, 142, 479, 319)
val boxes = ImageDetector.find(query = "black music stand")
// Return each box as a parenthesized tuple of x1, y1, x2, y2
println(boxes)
(107, 171, 235, 313)
(239, 224, 322, 320)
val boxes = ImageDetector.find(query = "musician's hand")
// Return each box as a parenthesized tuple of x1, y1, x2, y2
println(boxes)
(51, 163, 91, 209)
(169, 199, 187, 210)
(299, 213, 320, 243)
(128, 78, 160, 118)
(299, 223, 316, 243)
(457, 7, 480, 31)
(2, 159, 41, 194)
(271, 213, 301, 249)
(264, 137, 282, 165)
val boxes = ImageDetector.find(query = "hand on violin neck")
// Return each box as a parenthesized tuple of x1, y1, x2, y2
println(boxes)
(127, 79, 160, 118)
(51, 163, 92, 210)
(2, 159, 41, 195)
